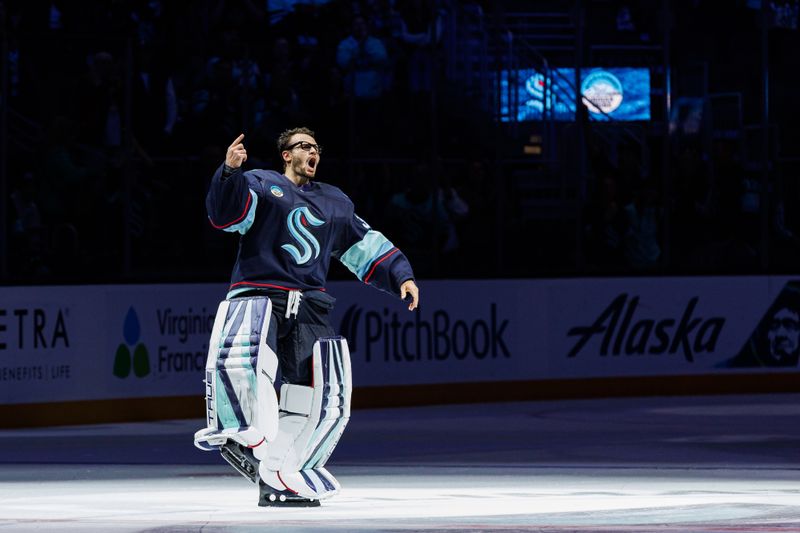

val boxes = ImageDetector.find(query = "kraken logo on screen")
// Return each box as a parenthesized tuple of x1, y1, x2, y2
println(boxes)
(282, 206, 325, 265)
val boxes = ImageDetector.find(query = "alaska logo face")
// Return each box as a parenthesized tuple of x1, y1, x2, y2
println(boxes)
(113, 307, 150, 378)
(723, 281, 800, 368)
(282, 206, 325, 265)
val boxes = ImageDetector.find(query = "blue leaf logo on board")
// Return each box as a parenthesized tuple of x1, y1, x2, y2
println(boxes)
(114, 307, 150, 378)
(123, 307, 140, 345)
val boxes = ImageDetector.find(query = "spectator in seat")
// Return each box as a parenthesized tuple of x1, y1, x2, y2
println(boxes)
(336, 14, 389, 150)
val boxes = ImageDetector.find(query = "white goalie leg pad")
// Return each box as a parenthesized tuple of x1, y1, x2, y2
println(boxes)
(194, 297, 279, 460)
(258, 336, 352, 500)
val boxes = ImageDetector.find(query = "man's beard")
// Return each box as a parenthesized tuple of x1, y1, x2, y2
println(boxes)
(293, 160, 313, 181)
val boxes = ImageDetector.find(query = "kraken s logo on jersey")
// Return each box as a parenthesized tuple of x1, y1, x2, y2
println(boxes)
(282, 206, 325, 264)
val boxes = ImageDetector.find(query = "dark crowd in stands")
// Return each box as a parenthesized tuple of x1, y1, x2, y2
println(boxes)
(3, 0, 800, 285)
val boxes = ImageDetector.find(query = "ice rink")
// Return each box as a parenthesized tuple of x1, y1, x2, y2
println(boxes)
(1, 393, 799, 532)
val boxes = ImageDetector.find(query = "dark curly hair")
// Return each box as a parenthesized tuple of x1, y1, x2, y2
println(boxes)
(276, 127, 316, 169)
(277, 127, 315, 152)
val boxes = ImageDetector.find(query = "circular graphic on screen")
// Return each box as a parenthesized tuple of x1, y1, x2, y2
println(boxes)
(581, 71, 623, 115)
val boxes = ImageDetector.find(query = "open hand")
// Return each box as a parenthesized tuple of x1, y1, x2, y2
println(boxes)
(226, 133, 248, 168)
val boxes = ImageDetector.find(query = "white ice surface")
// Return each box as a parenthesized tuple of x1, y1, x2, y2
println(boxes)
(1, 394, 799, 532)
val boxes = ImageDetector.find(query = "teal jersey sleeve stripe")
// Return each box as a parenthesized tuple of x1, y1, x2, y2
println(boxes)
(340, 230, 395, 280)
(222, 189, 258, 235)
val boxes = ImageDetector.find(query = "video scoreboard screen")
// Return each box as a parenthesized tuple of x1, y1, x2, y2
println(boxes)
(497, 67, 651, 122)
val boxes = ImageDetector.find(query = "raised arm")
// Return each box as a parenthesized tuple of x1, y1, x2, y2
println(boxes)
(206, 134, 259, 235)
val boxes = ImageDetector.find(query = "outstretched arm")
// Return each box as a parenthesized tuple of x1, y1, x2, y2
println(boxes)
(335, 210, 418, 310)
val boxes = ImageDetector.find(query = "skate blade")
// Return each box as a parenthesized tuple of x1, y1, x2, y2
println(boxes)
(258, 498, 321, 508)
(220, 444, 258, 483)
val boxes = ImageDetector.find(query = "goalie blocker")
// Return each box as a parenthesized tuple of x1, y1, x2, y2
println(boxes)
(193, 296, 352, 506)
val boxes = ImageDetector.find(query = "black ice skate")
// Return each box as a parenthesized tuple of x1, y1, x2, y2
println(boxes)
(220, 442, 259, 483)
(258, 479, 321, 507)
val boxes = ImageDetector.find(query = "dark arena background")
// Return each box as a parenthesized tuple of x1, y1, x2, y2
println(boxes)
(1, 1, 799, 531)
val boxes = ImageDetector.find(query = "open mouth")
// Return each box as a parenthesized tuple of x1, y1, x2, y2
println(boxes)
(306, 158, 317, 171)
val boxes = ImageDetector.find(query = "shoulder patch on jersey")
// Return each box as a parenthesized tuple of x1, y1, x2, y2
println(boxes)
(270, 185, 284, 198)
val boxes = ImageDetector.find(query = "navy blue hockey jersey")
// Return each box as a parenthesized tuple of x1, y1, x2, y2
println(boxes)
(207, 164, 415, 299)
